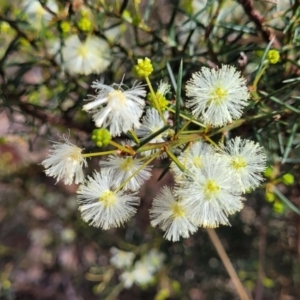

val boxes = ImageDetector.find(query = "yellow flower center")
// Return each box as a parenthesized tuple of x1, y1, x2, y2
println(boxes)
(192, 156, 203, 168)
(67, 147, 83, 163)
(209, 86, 228, 105)
(120, 157, 134, 171)
(36, 4, 46, 18)
(98, 190, 117, 207)
(231, 156, 247, 170)
(171, 202, 186, 219)
(77, 44, 89, 58)
(203, 179, 220, 200)
(107, 90, 127, 108)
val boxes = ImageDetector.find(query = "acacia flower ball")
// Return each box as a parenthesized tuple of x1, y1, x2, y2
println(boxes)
(83, 81, 146, 137)
(100, 155, 152, 191)
(220, 137, 266, 192)
(23, 0, 58, 28)
(135, 108, 169, 158)
(148, 81, 170, 111)
(149, 186, 198, 241)
(171, 140, 216, 180)
(185, 65, 250, 127)
(41, 136, 87, 185)
(61, 35, 111, 75)
(110, 247, 135, 269)
(77, 170, 140, 230)
(176, 155, 245, 228)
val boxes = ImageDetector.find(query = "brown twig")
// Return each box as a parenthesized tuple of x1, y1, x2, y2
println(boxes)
(237, 0, 281, 48)
(207, 228, 252, 300)
(18, 102, 92, 133)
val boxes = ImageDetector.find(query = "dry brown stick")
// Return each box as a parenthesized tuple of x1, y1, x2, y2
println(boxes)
(237, 0, 281, 48)
(18, 102, 91, 133)
(207, 228, 253, 300)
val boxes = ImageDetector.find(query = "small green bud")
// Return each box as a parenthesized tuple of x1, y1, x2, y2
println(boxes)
(282, 173, 294, 185)
(267, 50, 280, 64)
(154, 289, 169, 300)
(91, 129, 111, 147)
(134, 57, 153, 77)
(60, 21, 71, 33)
(273, 200, 284, 214)
(265, 192, 275, 203)
(263, 166, 273, 178)
(262, 277, 275, 288)
(78, 17, 92, 32)
(148, 92, 169, 111)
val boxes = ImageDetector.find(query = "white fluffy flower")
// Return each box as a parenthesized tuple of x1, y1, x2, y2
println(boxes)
(119, 249, 165, 288)
(220, 137, 266, 192)
(110, 247, 135, 269)
(100, 155, 152, 191)
(23, 0, 58, 28)
(41, 136, 87, 185)
(149, 186, 198, 241)
(171, 140, 216, 180)
(186, 65, 249, 127)
(119, 260, 154, 288)
(77, 170, 140, 229)
(83, 81, 146, 137)
(176, 155, 244, 228)
(140, 249, 165, 273)
(120, 270, 136, 288)
(135, 108, 169, 157)
(132, 261, 155, 286)
(59, 35, 111, 75)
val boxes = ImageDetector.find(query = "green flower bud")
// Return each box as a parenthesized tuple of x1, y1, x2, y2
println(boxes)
(134, 57, 153, 77)
(265, 192, 275, 203)
(91, 129, 111, 147)
(282, 173, 294, 185)
(267, 50, 280, 64)
(273, 200, 284, 214)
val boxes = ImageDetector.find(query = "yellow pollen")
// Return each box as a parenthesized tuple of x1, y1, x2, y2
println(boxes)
(68, 148, 82, 162)
(203, 179, 220, 200)
(192, 156, 203, 168)
(36, 5, 46, 17)
(107, 90, 127, 105)
(209, 86, 228, 105)
(98, 190, 116, 207)
(171, 202, 185, 219)
(231, 156, 247, 169)
(77, 44, 89, 58)
(120, 157, 134, 171)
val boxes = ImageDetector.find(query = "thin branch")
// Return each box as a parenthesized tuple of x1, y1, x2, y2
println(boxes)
(207, 228, 252, 300)
(237, 0, 281, 48)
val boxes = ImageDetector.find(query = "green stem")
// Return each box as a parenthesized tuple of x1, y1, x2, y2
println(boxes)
(165, 149, 185, 172)
(129, 129, 140, 144)
(167, 107, 205, 128)
(252, 64, 268, 91)
(175, 119, 192, 138)
(115, 151, 161, 192)
(82, 150, 117, 158)
(145, 76, 166, 123)
(109, 140, 135, 155)
(203, 135, 220, 149)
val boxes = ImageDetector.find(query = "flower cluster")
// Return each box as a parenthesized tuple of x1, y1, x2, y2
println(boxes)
(110, 247, 165, 288)
(185, 65, 250, 127)
(151, 138, 266, 240)
(41, 61, 267, 242)
(52, 35, 111, 76)
(83, 80, 146, 137)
